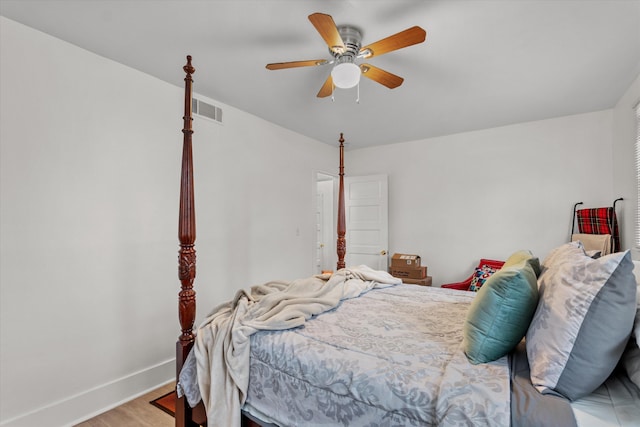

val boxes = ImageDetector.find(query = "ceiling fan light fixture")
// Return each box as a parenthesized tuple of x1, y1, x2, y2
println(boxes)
(331, 62, 360, 89)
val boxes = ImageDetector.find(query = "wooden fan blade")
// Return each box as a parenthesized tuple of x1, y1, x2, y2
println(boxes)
(309, 13, 345, 53)
(360, 26, 426, 59)
(317, 75, 333, 98)
(360, 64, 404, 89)
(266, 59, 328, 70)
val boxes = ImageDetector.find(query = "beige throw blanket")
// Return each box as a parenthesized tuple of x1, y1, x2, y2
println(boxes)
(192, 265, 402, 427)
(571, 233, 613, 256)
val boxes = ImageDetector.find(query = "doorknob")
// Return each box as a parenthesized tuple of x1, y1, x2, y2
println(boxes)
(380, 250, 387, 256)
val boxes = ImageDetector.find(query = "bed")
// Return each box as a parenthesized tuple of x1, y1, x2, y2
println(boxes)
(173, 57, 640, 427)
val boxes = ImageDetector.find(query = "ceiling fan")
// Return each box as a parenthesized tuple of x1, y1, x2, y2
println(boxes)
(266, 13, 427, 98)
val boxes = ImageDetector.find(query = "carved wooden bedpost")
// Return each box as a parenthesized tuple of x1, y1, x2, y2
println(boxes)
(176, 55, 197, 427)
(337, 133, 346, 270)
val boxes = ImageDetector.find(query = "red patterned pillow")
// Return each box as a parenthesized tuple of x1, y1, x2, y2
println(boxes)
(468, 265, 498, 291)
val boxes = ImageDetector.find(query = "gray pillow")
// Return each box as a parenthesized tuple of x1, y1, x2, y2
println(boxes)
(622, 261, 640, 389)
(526, 242, 636, 401)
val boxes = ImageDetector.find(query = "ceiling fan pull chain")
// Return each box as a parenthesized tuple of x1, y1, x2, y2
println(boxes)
(331, 83, 335, 102)
(356, 81, 360, 104)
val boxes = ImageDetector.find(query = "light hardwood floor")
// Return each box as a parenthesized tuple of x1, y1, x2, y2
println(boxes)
(74, 382, 175, 427)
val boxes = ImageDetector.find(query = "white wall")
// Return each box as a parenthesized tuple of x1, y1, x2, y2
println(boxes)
(348, 110, 615, 285)
(612, 73, 640, 257)
(2, 14, 637, 427)
(0, 17, 336, 426)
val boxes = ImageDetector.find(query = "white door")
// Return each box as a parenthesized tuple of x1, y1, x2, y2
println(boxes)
(345, 174, 389, 271)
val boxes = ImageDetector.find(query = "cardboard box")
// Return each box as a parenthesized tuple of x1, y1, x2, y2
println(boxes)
(391, 253, 421, 268)
(389, 266, 427, 279)
(402, 276, 432, 286)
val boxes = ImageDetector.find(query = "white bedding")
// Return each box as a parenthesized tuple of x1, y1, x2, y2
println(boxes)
(184, 265, 402, 427)
(177, 258, 640, 427)
(245, 284, 511, 426)
(572, 369, 640, 426)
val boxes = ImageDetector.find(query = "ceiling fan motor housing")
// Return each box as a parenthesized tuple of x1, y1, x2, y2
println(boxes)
(331, 25, 362, 63)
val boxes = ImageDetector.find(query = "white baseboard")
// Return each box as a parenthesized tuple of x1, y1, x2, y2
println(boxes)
(0, 358, 175, 427)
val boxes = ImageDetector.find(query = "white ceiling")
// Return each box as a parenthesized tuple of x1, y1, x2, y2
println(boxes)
(2, 0, 639, 150)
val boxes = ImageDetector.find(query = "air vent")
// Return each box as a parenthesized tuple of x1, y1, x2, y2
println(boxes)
(192, 98, 223, 124)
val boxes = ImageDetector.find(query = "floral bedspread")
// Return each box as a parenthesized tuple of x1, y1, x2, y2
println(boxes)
(244, 285, 510, 426)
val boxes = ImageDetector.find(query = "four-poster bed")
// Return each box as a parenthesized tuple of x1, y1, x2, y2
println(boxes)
(174, 55, 351, 427)
(173, 56, 640, 427)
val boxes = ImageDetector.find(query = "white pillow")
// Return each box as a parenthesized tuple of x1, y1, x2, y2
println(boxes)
(632, 260, 640, 343)
(632, 260, 640, 284)
(526, 242, 636, 400)
(623, 340, 640, 389)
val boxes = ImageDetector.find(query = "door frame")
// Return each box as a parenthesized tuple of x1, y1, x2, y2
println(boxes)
(312, 170, 338, 274)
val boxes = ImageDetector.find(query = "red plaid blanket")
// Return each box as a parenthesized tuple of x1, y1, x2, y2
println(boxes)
(576, 207, 619, 252)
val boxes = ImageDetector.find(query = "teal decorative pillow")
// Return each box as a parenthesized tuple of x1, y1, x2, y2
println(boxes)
(468, 264, 498, 291)
(526, 242, 636, 401)
(463, 253, 539, 364)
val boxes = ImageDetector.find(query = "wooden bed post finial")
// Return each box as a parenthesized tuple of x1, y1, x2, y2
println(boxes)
(184, 55, 195, 75)
(337, 133, 346, 270)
